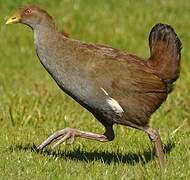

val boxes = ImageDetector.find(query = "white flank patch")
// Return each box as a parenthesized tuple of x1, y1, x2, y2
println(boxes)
(101, 88, 109, 95)
(107, 98, 124, 116)
(101, 88, 124, 116)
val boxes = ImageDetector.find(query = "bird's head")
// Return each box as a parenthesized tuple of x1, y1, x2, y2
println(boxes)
(6, 5, 55, 29)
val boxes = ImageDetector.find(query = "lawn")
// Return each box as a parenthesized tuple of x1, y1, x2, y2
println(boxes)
(0, 0, 190, 179)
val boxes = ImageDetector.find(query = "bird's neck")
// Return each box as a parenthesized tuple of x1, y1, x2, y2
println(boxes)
(34, 23, 59, 46)
(32, 23, 73, 94)
(33, 24, 62, 66)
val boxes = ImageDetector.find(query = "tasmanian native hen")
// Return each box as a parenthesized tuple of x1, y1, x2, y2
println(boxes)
(6, 5, 182, 168)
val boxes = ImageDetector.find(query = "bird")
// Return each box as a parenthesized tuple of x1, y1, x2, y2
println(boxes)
(6, 4, 182, 168)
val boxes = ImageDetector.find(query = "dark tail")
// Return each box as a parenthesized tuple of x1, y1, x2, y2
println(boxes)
(148, 23, 182, 92)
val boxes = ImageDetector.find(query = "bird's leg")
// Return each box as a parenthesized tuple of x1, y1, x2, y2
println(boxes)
(37, 124, 114, 150)
(145, 127, 166, 169)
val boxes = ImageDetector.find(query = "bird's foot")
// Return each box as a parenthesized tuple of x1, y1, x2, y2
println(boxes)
(37, 127, 112, 150)
(37, 127, 78, 150)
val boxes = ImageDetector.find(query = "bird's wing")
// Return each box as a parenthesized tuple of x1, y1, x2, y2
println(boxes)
(81, 44, 167, 96)
(79, 44, 167, 125)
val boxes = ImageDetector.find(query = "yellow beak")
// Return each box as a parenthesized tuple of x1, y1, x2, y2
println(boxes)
(6, 11, 21, 24)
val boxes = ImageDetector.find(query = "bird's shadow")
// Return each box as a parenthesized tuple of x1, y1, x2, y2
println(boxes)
(10, 140, 175, 166)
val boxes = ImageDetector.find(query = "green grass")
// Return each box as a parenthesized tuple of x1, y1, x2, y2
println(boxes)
(0, 0, 190, 179)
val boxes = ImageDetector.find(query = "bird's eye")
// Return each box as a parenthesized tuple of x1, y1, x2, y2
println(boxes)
(24, 9, 32, 15)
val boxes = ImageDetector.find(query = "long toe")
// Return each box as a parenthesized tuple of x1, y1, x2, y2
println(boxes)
(51, 133, 72, 149)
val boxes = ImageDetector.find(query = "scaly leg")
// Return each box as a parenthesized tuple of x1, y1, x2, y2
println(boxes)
(37, 125, 114, 150)
(145, 127, 166, 169)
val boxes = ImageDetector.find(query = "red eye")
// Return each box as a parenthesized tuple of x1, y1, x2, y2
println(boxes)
(25, 9, 31, 15)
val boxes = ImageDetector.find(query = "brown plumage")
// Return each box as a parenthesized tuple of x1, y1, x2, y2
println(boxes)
(6, 5, 182, 168)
